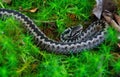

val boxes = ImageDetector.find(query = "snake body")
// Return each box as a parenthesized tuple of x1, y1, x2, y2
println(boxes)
(0, 8, 109, 54)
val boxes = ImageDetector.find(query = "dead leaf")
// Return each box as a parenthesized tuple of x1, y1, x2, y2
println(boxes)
(29, 8, 38, 13)
(2, 0, 12, 4)
(67, 13, 77, 21)
(117, 43, 120, 48)
(112, 52, 120, 60)
(93, 0, 103, 19)
(93, 0, 117, 19)
(19, 7, 38, 13)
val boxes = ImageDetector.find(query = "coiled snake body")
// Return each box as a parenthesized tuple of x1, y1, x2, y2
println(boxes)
(0, 8, 109, 54)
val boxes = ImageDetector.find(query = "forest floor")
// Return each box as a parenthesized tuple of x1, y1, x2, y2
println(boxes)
(0, 0, 120, 77)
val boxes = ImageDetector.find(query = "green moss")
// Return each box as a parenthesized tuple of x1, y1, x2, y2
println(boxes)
(0, 0, 120, 77)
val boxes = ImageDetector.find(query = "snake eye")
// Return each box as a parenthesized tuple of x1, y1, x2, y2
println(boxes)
(63, 28, 71, 34)
(64, 30, 70, 34)
(72, 30, 81, 37)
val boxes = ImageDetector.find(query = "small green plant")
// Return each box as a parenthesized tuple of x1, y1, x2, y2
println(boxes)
(114, 59, 120, 74)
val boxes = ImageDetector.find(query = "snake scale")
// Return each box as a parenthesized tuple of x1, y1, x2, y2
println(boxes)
(0, 8, 109, 54)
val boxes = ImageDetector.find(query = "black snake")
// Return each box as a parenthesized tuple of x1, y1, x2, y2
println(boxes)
(0, 8, 109, 54)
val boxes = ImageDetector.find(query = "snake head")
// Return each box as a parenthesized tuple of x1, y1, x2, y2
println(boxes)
(60, 24, 83, 41)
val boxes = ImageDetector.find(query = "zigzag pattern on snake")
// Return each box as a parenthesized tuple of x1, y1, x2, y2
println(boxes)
(0, 8, 109, 54)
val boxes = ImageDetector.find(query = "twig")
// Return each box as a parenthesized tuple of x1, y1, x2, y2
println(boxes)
(33, 20, 55, 23)
(102, 12, 120, 32)
(114, 14, 120, 25)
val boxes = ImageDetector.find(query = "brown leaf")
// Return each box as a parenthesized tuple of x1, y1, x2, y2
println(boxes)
(111, 52, 120, 60)
(2, 0, 12, 4)
(93, 0, 117, 19)
(67, 13, 77, 21)
(93, 0, 103, 19)
(117, 43, 120, 48)
(29, 8, 38, 13)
